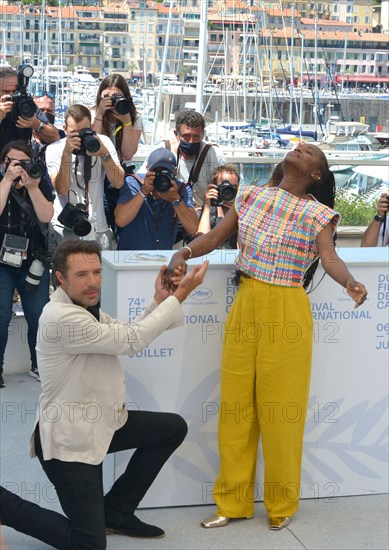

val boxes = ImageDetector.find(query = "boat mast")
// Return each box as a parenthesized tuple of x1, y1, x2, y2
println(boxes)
(152, 0, 174, 145)
(195, 0, 208, 114)
(289, 2, 295, 126)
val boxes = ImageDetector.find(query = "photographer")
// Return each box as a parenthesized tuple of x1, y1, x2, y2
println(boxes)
(45, 104, 124, 250)
(115, 147, 198, 250)
(92, 74, 143, 233)
(0, 66, 59, 152)
(0, 140, 54, 388)
(196, 163, 240, 248)
(360, 192, 389, 247)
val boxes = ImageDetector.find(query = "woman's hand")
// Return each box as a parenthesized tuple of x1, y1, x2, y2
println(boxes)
(18, 169, 40, 191)
(162, 250, 189, 291)
(345, 278, 367, 308)
(95, 95, 113, 120)
(154, 264, 187, 303)
(3, 160, 23, 185)
(173, 261, 209, 304)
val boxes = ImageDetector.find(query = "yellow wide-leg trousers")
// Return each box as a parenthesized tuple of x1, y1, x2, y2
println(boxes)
(214, 277, 313, 519)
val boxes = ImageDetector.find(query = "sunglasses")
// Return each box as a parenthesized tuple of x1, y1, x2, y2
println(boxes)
(35, 91, 55, 100)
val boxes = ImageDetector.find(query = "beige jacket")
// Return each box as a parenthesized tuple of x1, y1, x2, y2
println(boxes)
(30, 286, 183, 465)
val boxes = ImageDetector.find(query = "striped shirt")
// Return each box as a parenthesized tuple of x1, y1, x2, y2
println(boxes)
(235, 186, 339, 287)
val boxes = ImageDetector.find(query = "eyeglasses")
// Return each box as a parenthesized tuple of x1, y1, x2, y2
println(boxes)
(35, 91, 55, 100)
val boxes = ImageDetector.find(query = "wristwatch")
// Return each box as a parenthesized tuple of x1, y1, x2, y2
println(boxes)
(101, 152, 112, 162)
(36, 122, 45, 134)
(374, 214, 386, 223)
(171, 198, 182, 208)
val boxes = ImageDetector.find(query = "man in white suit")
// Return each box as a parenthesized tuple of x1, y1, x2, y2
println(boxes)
(0, 239, 208, 550)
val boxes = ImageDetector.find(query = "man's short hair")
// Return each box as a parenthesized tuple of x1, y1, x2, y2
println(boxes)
(53, 240, 102, 281)
(65, 104, 92, 126)
(175, 111, 205, 133)
(0, 66, 17, 82)
(211, 163, 240, 186)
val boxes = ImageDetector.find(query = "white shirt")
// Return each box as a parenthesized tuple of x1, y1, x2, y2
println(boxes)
(46, 134, 120, 236)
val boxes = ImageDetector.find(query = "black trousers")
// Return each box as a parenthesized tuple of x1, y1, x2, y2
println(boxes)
(0, 411, 187, 550)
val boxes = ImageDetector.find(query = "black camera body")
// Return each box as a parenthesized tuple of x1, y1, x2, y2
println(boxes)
(10, 64, 37, 121)
(24, 248, 52, 292)
(74, 128, 100, 156)
(211, 180, 238, 206)
(18, 160, 45, 179)
(153, 169, 173, 193)
(57, 203, 92, 237)
(110, 93, 131, 115)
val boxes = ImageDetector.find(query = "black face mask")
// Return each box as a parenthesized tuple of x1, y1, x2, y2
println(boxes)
(45, 113, 55, 125)
(179, 140, 201, 156)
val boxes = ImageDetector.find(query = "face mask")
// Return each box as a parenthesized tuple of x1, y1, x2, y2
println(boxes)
(179, 140, 201, 156)
(45, 113, 55, 125)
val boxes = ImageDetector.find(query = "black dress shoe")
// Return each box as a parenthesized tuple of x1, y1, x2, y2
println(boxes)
(105, 513, 165, 539)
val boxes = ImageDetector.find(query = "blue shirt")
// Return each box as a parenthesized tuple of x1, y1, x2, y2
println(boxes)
(116, 173, 194, 250)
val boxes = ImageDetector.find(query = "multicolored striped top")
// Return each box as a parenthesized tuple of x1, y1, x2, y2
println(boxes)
(235, 186, 339, 287)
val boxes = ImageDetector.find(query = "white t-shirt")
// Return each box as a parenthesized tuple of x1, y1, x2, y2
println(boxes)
(46, 134, 120, 237)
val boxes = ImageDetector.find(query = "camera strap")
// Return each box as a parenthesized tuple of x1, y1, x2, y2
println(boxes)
(9, 188, 48, 240)
(73, 155, 91, 212)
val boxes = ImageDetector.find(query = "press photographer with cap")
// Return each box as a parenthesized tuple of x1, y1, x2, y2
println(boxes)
(0, 140, 54, 388)
(115, 147, 198, 250)
(0, 65, 59, 151)
(45, 104, 124, 250)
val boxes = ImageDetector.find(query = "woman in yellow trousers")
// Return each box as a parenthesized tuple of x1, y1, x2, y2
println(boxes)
(165, 144, 367, 531)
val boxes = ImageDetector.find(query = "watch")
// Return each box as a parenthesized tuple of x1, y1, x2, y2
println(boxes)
(101, 152, 112, 162)
(374, 214, 386, 223)
(36, 122, 45, 134)
(171, 198, 182, 208)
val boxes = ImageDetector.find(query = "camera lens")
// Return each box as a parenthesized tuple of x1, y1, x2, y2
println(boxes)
(153, 171, 172, 193)
(72, 208, 92, 237)
(111, 94, 131, 115)
(18, 97, 37, 119)
(218, 181, 237, 203)
(24, 259, 45, 292)
(83, 134, 100, 153)
(21, 160, 45, 179)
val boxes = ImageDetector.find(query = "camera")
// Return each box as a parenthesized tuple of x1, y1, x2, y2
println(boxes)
(74, 128, 100, 155)
(211, 180, 238, 206)
(24, 248, 51, 292)
(10, 64, 37, 121)
(153, 169, 173, 193)
(57, 203, 92, 237)
(17, 160, 45, 179)
(110, 93, 131, 115)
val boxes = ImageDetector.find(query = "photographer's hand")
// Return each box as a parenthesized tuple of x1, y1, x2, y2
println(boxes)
(203, 184, 218, 207)
(376, 193, 389, 218)
(18, 169, 54, 223)
(0, 96, 13, 122)
(156, 179, 180, 203)
(15, 113, 40, 130)
(142, 171, 154, 196)
(95, 95, 112, 122)
(64, 131, 81, 155)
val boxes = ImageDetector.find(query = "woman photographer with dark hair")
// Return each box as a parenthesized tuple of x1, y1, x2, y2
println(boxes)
(92, 74, 142, 167)
(92, 74, 143, 232)
(0, 140, 54, 387)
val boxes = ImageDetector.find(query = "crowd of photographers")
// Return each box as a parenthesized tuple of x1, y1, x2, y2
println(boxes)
(3, 62, 384, 391)
(0, 64, 239, 387)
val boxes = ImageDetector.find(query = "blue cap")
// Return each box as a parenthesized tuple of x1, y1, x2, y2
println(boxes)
(148, 147, 176, 171)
